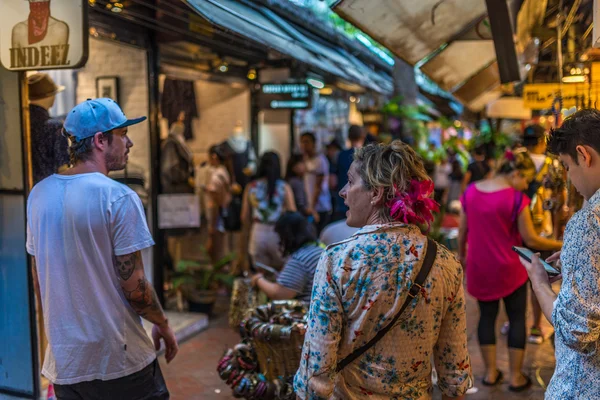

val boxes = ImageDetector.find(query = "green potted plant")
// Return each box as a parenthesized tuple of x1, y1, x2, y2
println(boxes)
(171, 252, 236, 314)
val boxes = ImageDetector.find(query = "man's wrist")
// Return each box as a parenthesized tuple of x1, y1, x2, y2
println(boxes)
(157, 318, 169, 328)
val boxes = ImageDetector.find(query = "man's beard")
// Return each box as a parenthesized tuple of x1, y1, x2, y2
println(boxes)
(105, 151, 126, 172)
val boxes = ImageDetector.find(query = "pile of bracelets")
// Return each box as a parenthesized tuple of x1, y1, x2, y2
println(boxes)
(239, 301, 308, 341)
(217, 301, 309, 399)
(217, 343, 295, 399)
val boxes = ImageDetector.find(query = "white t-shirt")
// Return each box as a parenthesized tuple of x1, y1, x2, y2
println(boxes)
(319, 220, 359, 246)
(531, 153, 547, 172)
(304, 154, 332, 213)
(26, 173, 156, 385)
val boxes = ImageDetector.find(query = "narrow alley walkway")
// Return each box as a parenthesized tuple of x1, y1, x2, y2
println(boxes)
(159, 288, 557, 399)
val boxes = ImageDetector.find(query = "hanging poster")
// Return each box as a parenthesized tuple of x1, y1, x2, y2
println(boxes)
(158, 194, 201, 229)
(0, 0, 88, 71)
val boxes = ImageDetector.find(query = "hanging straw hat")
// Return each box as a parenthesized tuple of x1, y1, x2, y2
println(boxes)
(27, 73, 65, 100)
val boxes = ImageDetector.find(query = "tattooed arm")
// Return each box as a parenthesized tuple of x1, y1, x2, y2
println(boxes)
(115, 251, 179, 362)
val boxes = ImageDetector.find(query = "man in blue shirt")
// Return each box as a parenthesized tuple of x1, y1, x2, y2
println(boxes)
(520, 109, 600, 399)
(333, 125, 366, 221)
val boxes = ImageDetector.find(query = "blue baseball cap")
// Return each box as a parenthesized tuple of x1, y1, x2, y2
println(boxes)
(63, 98, 146, 142)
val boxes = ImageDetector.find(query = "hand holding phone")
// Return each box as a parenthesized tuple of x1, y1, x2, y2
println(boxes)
(513, 246, 561, 276)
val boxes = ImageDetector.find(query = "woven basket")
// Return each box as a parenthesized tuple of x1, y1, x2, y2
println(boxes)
(229, 277, 257, 329)
(241, 300, 308, 381)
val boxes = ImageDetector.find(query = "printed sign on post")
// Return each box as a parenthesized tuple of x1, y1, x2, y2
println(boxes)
(0, 0, 88, 71)
(158, 194, 201, 229)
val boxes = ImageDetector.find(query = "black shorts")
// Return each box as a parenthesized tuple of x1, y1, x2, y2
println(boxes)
(54, 358, 169, 400)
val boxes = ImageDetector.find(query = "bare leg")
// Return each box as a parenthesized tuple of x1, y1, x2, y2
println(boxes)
(480, 345, 499, 383)
(508, 348, 528, 387)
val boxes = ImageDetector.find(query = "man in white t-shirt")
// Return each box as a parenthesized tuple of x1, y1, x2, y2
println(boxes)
(27, 98, 178, 399)
(300, 132, 332, 235)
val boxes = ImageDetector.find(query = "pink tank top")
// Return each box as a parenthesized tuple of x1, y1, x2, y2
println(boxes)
(461, 185, 530, 301)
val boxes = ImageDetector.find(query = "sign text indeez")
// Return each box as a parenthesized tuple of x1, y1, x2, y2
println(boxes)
(0, 0, 87, 71)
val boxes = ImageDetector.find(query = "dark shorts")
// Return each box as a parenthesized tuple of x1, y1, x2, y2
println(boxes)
(54, 358, 169, 400)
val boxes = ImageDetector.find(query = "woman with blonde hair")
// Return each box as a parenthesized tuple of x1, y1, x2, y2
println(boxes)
(295, 141, 472, 399)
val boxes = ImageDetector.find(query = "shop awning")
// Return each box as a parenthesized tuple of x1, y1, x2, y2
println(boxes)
(334, 0, 487, 66)
(334, 0, 504, 110)
(184, 0, 392, 94)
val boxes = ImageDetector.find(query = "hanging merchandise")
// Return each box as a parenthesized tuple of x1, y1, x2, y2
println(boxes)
(161, 78, 199, 140)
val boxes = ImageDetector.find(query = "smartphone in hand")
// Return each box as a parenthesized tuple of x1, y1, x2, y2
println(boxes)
(513, 246, 561, 276)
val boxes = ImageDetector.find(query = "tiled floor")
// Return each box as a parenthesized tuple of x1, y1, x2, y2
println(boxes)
(142, 311, 209, 352)
(160, 287, 557, 399)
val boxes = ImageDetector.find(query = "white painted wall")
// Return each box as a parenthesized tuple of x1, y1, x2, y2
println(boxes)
(0, 67, 24, 190)
(76, 38, 151, 187)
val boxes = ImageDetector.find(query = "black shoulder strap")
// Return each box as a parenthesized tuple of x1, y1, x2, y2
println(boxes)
(336, 238, 438, 373)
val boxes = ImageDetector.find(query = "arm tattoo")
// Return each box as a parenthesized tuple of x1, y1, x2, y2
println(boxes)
(115, 252, 137, 281)
(114, 251, 166, 325)
(122, 277, 161, 316)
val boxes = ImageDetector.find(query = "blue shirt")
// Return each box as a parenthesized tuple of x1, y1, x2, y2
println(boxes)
(276, 244, 324, 302)
(335, 148, 355, 213)
(548, 189, 600, 399)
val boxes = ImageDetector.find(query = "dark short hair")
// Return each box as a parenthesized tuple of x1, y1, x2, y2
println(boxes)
(300, 131, 316, 143)
(473, 144, 486, 157)
(275, 212, 316, 256)
(326, 139, 342, 151)
(348, 125, 364, 142)
(547, 109, 600, 164)
(285, 153, 304, 179)
(66, 131, 113, 165)
(209, 145, 226, 163)
(523, 124, 546, 148)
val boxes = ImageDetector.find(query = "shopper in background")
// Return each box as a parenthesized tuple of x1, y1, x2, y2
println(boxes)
(204, 145, 232, 265)
(462, 145, 491, 193)
(326, 139, 343, 221)
(300, 132, 332, 235)
(333, 125, 366, 221)
(286, 154, 316, 221)
(28, 73, 69, 185)
(295, 141, 471, 399)
(446, 149, 464, 207)
(27, 99, 176, 399)
(433, 155, 452, 205)
(459, 150, 562, 392)
(240, 151, 296, 270)
(520, 109, 600, 399)
(251, 212, 323, 302)
(319, 219, 358, 246)
(522, 124, 555, 345)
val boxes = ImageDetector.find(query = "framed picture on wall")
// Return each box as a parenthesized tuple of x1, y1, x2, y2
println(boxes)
(96, 76, 120, 103)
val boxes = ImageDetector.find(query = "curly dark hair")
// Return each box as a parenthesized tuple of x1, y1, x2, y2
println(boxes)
(547, 109, 600, 164)
(275, 212, 317, 256)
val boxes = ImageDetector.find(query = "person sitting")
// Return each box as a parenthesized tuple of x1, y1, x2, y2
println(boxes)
(250, 212, 323, 302)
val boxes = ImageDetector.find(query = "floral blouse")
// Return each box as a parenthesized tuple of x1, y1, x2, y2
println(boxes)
(548, 189, 600, 399)
(294, 223, 472, 399)
(248, 179, 286, 224)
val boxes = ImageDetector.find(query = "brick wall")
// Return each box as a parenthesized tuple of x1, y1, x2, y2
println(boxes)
(76, 38, 151, 186)
(159, 75, 251, 164)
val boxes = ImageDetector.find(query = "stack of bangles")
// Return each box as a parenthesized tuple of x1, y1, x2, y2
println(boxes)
(216, 344, 294, 399)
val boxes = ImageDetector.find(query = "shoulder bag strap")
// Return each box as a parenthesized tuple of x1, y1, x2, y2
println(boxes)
(335, 238, 438, 373)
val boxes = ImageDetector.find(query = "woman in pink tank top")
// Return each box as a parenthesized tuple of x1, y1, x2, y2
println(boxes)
(458, 150, 562, 392)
